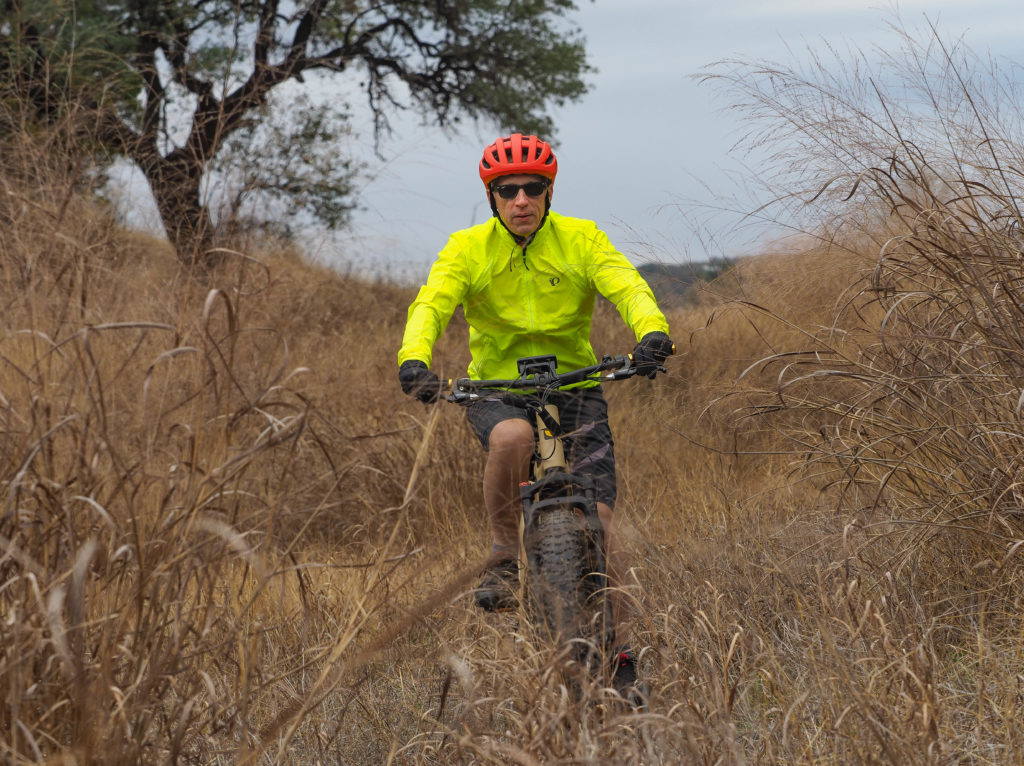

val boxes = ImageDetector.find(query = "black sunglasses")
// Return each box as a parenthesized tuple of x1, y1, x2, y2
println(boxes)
(490, 180, 550, 199)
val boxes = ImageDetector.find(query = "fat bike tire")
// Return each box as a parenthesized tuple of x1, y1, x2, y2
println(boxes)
(524, 503, 612, 666)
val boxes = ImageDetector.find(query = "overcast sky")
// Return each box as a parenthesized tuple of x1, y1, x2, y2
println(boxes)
(307, 0, 1024, 280)
(117, 0, 1024, 279)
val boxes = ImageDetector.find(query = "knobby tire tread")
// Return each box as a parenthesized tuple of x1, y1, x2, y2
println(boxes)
(526, 504, 596, 648)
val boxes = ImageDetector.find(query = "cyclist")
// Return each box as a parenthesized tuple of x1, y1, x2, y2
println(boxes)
(397, 133, 674, 703)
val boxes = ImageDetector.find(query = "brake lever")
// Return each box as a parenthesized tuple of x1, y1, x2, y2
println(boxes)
(445, 378, 476, 404)
(606, 368, 636, 380)
(602, 354, 637, 380)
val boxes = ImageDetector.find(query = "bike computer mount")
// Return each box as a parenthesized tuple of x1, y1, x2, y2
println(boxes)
(517, 355, 558, 378)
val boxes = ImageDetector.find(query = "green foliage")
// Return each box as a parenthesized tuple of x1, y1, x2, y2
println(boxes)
(327, 0, 591, 137)
(0, 0, 139, 123)
(214, 92, 360, 234)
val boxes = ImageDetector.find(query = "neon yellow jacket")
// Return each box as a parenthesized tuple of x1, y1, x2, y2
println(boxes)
(398, 211, 670, 383)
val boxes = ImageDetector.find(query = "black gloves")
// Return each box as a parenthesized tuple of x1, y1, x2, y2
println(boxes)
(398, 359, 440, 403)
(632, 331, 674, 378)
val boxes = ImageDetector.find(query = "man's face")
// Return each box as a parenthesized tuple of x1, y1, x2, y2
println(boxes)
(489, 174, 553, 238)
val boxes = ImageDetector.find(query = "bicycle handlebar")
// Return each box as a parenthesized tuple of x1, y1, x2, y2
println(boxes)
(446, 353, 661, 404)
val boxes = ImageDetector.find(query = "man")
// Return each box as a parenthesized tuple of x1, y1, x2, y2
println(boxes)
(397, 133, 673, 703)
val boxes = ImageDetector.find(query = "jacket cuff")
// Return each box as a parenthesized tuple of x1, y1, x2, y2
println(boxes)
(640, 331, 671, 343)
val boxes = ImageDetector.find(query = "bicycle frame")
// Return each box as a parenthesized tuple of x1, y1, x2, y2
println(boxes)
(447, 353, 645, 656)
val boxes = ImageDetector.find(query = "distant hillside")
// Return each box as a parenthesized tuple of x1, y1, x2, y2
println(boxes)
(638, 259, 734, 306)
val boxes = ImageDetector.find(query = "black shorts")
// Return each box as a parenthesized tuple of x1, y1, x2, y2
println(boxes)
(465, 385, 617, 507)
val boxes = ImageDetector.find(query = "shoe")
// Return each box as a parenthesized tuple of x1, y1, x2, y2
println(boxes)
(474, 558, 519, 612)
(610, 649, 650, 709)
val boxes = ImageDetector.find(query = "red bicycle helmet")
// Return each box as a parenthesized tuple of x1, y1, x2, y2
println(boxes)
(479, 133, 558, 187)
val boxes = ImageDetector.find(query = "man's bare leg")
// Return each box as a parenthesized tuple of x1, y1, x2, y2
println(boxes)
(474, 418, 533, 611)
(482, 418, 534, 554)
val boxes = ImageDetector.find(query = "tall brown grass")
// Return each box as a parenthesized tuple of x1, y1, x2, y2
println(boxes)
(4, 22, 1024, 762)
(704, 20, 1024, 600)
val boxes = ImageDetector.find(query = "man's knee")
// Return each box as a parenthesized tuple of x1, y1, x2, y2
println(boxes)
(487, 419, 534, 460)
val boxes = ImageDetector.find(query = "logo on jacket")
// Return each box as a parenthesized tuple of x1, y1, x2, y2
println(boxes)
(549, 276, 560, 287)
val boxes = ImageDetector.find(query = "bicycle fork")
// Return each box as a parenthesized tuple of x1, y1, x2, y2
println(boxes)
(518, 403, 614, 656)
(519, 401, 601, 536)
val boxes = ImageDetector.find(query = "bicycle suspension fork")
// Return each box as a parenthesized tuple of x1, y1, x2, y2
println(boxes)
(517, 401, 614, 653)
(533, 402, 566, 478)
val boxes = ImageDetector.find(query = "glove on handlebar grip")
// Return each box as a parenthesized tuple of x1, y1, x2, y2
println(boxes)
(398, 359, 441, 403)
(632, 331, 674, 379)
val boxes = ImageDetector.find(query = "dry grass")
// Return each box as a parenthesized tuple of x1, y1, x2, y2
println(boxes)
(5, 24, 1024, 763)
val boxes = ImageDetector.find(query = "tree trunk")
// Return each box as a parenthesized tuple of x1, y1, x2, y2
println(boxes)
(140, 149, 216, 268)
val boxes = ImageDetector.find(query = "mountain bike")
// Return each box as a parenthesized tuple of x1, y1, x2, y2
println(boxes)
(446, 353, 658, 673)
